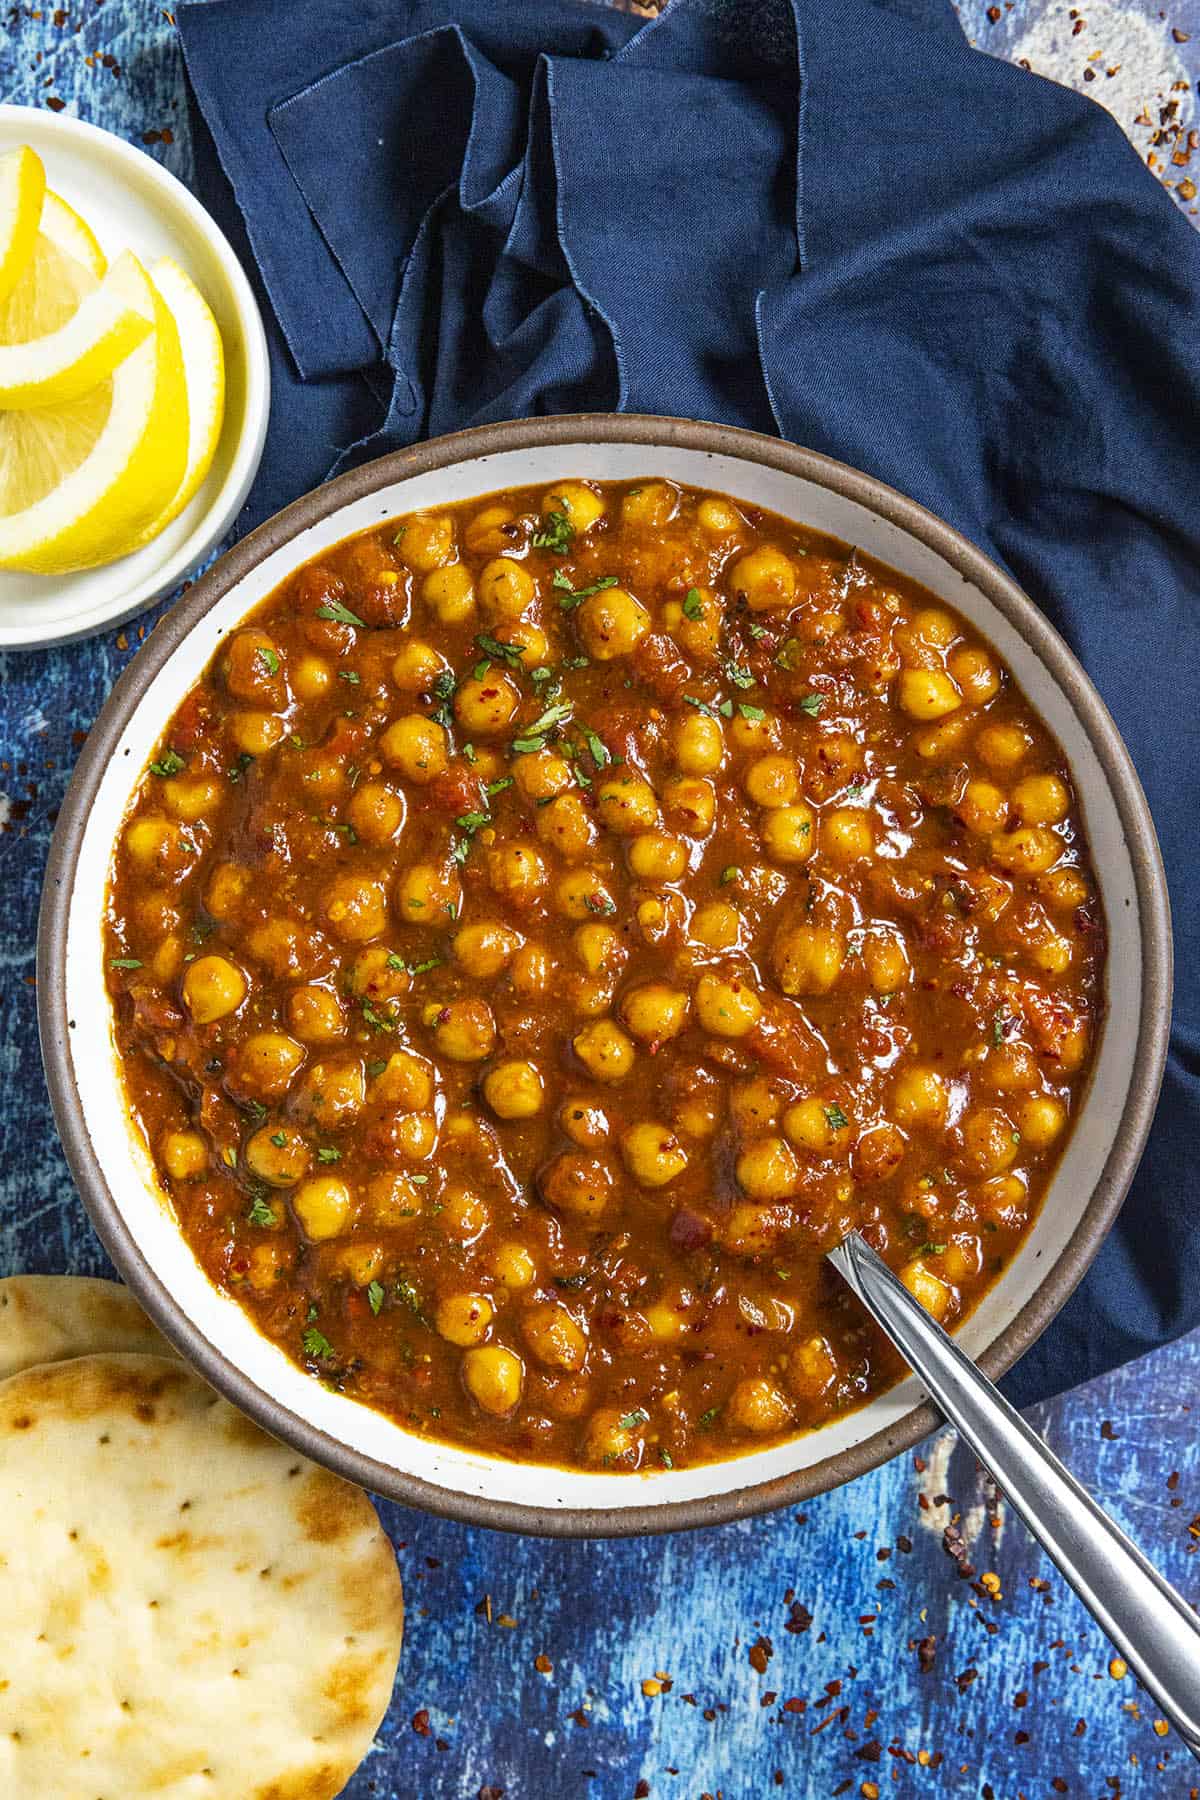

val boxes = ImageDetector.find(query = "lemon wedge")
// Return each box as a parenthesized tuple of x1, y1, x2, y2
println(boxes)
(40, 191, 106, 281)
(0, 146, 45, 306)
(0, 252, 189, 574)
(0, 250, 154, 409)
(133, 256, 225, 542)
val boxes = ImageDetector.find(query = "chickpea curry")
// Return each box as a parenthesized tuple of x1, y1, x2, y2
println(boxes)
(104, 478, 1105, 1472)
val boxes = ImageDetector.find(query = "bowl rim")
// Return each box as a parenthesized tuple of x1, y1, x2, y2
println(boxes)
(0, 102, 270, 651)
(37, 412, 1173, 1537)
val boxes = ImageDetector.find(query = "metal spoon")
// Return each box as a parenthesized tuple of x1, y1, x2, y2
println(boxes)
(828, 1229, 1200, 1762)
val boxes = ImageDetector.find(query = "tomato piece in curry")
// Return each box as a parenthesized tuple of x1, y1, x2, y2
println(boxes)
(104, 478, 1105, 1472)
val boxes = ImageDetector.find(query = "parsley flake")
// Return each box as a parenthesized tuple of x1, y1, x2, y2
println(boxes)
(798, 693, 824, 717)
(317, 1146, 341, 1164)
(823, 1103, 849, 1132)
(619, 1408, 649, 1430)
(682, 587, 704, 620)
(149, 748, 185, 778)
(247, 1195, 277, 1227)
(109, 957, 143, 970)
(367, 1280, 385, 1317)
(315, 598, 365, 627)
(301, 1325, 336, 1360)
(532, 510, 574, 554)
(257, 647, 280, 678)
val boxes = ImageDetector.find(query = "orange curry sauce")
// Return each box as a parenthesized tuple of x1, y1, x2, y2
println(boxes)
(104, 479, 1104, 1471)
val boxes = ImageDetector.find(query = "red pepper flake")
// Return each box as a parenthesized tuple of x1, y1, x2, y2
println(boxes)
(854, 1740, 883, 1763)
(635, 1785, 651, 1799)
(534, 1653, 553, 1675)
(479, 1789, 504, 1800)
(986, 4, 1000, 16)
(1014, 1730, 1030, 1745)
(1179, 178, 1197, 203)
(748, 1635, 773, 1673)
(782, 1697, 806, 1714)
(1172, 27, 1190, 41)
(46, 96, 66, 111)
(569, 1708, 590, 1728)
(954, 1666, 978, 1694)
(784, 1599, 813, 1634)
(1051, 1781, 1068, 1794)
(916, 1635, 937, 1673)
(942, 1522, 976, 1579)
(1013, 1690, 1028, 1708)
(1100, 1419, 1118, 1440)
(411, 1709, 432, 1737)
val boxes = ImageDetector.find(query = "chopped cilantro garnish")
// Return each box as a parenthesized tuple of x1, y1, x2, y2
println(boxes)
(269, 1130, 287, 1148)
(315, 598, 365, 627)
(532, 510, 574, 554)
(775, 638, 803, 671)
(317, 1146, 341, 1164)
(338, 669, 360, 685)
(257, 647, 280, 678)
(659, 1448, 674, 1469)
(723, 660, 756, 690)
(798, 693, 824, 717)
(247, 1195, 277, 1227)
(475, 633, 526, 669)
(846, 780, 866, 799)
(719, 866, 741, 886)
(407, 956, 442, 977)
(738, 703, 765, 722)
(823, 1103, 849, 1132)
(485, 776, 514, 797)
(922, 1243, 947, 1257)
(361, 999, 397, 1033)
(579, 725, 611, 770)
(682, 587, 704, 620)
(584, 891, 616, 916)
(619, 1408, 649, 1430)
(367, 1280, 385, 1317)
(301, 1325, 336, 1360)
(149, 748, 185, 778)
(228, 752, 255, 782)
(697, 1406, 721, 1430)
(367, 1058, 388, 1078)
(511, 700, 573, 755)
(109, 957, 143, 970)
(992, 1010, 1009, 1047)
(386, 951, 406, 971)
(553, 569, 617, 609)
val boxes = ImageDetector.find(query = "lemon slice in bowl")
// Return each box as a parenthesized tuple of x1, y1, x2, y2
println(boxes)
(132, 255, 225, 543)
(0, 145, 46, 305)
(0, 252, 189, 574)
(0, 249, 154, 409)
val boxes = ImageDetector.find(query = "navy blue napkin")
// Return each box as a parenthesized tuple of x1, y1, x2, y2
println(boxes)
(176, 0, 1200, 1408)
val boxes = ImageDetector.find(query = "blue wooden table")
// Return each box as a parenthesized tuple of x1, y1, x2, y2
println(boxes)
(1, 4, 1198, 1794)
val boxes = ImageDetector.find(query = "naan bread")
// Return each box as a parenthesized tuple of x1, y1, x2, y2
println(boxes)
(0, 1273, 173, 1378)
(0, 1353, 403, 1798)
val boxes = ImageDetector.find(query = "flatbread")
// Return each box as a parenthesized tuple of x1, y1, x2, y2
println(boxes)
(0, 1353, 403, 1799)
(0, 1274, 174, 1379)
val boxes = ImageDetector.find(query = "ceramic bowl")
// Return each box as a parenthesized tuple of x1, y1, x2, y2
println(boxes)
(38, 415, 1171, 1535)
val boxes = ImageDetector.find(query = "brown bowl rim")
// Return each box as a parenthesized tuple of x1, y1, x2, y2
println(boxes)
(37, 413, 1173, 1538)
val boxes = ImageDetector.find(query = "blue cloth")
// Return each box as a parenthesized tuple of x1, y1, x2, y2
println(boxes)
(176, 0, 1200, 1408)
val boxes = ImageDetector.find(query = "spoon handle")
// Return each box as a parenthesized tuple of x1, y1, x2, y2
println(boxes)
(829, 1230, 1200, 1761)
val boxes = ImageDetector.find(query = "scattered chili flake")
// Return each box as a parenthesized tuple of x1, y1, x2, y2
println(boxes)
(748, 1635, 773, 1673)
(916, 1635, 937, 1674)
(784, 1599, 813, 1634)
(534, 1653, 553, 1675)
(411, 1709, 432, 1737)
(1100, 1418, 1119, 1440)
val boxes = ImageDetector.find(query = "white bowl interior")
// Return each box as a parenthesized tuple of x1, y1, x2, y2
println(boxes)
(0, 105, 268, 648)
(62, 440, 1139, 1513)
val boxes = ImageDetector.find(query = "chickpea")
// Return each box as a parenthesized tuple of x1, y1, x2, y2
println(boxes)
(204, 862, 251, 920)
(506, 619, 550, 665)
(232, 1032, 305, 1101)
(542, 480, 605, 533)
(960, 1105, 1020, 1175)
(697, 495, 744, 537)
(1012, 773, 1070, 826)
(577, 1407, 637, 1465)
(378, 714, 449, 783)
(454, 671, 521, 736)
(322, 874, 389, 944)
(662, 586, 722, 661)
(512, 750, 572, 801)
(949, 645, 1001, 704)
(956, 779, 1009, 836)
(522, 1301, 587, 1371)
(1031, 936, 1072, 975)
(292, 654, 333, 703)
(224, 629, 284, 703)
(898, 668, 962, 720)
(728, 1377, 793, 1434)
(559, 1097, 611, 1147)
(772, 923, 844, 996)
(645, 1300, 692, 1342)
(730, 1077, 782, 1136)
(396, 1112, 439, 1161)
(821, 807, 875, 861)
(123, 815, 183, 877)
(491, 1242, 537, 1292)
(182, 954, 247, 1023)
(991, 827, 1059, 877)
(243, 918, 317, 980)
(245, 1124, 309, 1188)
(620, 982, 690, 1044)
(430, 998, 496, 1063)
(938, 1237, 982, 1285)
(719, 1201, 793, 1256)
(783, 1099, 851, 1156)
(395, 513, 455, 571)
(893, 1066, 949, 1129)
(1019, 1094, 1067, 1148)
(730, 545, 796, 612)
(463, 501, 518, 557)
(436, 1292, 495, 1348)
(852, 1122, 906, 1183)
(391, 641, 447, 690)
(864, 932, 909, 993)
(692, 900, 741, 951)
(340, 782, 403, 848)
(573, 1017, 635, 1082)
(592, 777, 655, 838)
(423, 563, 475, 624)
(451, 921, 520, 980)
(901, 1258, 952, 1319)
(728, 709, 781, 753)
(161, 776, 222, 825)
(1037, 866, 1089, 911)
(394, 859, 461, 922)
(462, 1344, 524, 1415)
(736, 1135, 800, 1201)
(229, 711, 285, 757)
(568, 923, 614, 975)
(576, 587, 651, 661)
(540, 1151, 615, 1218)
(622, 1122, 688, 1188)
(913, 714, 970, 761)
(292, 1174, 353, 1241)
(789, 1334, 838, 1401)
(150, 935, 184, 983)
(432, 1184, 487, 1243)
(536, 792, 596, 860)
(483, 1059, 544, 1120)
(673, 710, 725, 775)
(621, 480, 677, 528)
(662, 776, 715, 835)
(360, 1171, 424, 1228)
(370, 1049, 435, 1112)
(976, 721, 1032, 770)
(510, 942, 553, 995)
(985, 1039, 1039, 1092)
(160, 1130, 207, 1181)
(294, 1058, 365, 1131)
(487, 842, 547, 907)
(694, 972, 762, 1037)
(477, 556, 535, 622)
(628, 830, 687, 882)
(744, 754, 799, 809)
(909, 607, 959, 648)
(760, 804, 816, 865)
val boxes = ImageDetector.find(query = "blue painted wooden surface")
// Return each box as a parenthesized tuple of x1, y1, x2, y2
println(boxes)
(1, 5, 1198, 1795)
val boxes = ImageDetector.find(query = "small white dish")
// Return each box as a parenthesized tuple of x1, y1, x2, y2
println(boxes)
(0, 104, 269, 651)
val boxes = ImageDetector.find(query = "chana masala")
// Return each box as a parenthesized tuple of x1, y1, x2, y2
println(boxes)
(104, 478, 1105, 1472)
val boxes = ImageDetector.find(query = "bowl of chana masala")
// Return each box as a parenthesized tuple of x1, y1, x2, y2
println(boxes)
(42, 418, 1168, 1534)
